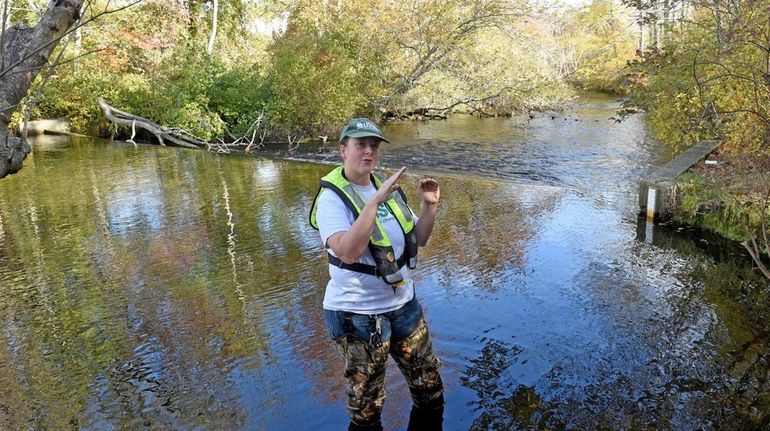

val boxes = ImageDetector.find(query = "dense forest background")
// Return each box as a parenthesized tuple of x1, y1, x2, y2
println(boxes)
(3, 0, 636, 143)
(1, 0, 767, 158)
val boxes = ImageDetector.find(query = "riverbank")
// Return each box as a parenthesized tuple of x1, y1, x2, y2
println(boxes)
(669, 148, 770, 279)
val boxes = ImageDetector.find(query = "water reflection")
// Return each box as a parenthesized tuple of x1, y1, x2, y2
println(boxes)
(458, 257, 768, 431)
(0, 96, 768, 430)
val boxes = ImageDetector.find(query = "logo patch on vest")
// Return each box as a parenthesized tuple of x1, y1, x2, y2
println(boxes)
(386, 251, 395, 262)
(377, 203, 390, 218)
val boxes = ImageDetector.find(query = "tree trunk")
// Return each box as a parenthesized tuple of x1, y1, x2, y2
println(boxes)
(98, 98, 204, 149)
(653, 0, 661, 48)
(207, 0, 218, 56)
(0, 0, 84, 179)
(662, 0, 669, 43)
(713, 1, 724, 49)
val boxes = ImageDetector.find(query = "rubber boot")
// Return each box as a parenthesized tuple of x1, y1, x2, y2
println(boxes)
(348, 417, 384, 431)
(407, 395, 444, 431)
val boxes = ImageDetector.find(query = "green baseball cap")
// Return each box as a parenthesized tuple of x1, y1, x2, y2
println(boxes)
(339, 117, 390, 143)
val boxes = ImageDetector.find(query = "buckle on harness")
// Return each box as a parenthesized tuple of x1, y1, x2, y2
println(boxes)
(390, 279, 406, 293)
(384, 271, 405, 293)
(384, 271, 403, 285)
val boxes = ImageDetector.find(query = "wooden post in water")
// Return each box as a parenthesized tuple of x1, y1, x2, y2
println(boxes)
(639, 140, 719, 222)
(646, 187, 657, 221)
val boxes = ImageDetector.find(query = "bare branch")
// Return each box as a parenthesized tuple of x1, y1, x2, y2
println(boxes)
(713, 108, 770, 127)
(0, 46, 104, 81)
(742, 235, 770, 280)
(422, 85, 521, 115)
(373, 0, 520, 111)
(99, 98, 201, 149)
(99, 100, 289, 152)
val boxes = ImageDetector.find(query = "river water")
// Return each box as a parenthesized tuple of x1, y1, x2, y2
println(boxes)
(1, 95, 768, 430)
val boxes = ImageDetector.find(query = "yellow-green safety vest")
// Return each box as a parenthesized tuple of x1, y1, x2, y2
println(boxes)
(309, 166, 418, 285)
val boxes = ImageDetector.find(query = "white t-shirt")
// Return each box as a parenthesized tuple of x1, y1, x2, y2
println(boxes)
(316, 182, 415, 314)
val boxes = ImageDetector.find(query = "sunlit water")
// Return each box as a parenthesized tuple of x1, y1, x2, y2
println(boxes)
(1, 95, 768, 430)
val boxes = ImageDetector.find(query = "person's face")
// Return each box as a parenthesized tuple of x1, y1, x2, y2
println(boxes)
(340, 136, 381, 179)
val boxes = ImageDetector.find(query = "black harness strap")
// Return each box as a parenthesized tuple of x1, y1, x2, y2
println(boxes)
(327, 252, 407, 276)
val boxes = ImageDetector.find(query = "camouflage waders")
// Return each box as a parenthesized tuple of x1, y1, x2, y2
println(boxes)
(324, 295, 444, 429)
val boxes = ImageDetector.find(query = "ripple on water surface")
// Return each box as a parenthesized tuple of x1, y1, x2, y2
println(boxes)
(0, 96, 767, 430)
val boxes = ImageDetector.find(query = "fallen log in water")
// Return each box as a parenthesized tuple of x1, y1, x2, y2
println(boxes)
(98, 98, 207, 150)
(98, 98, 291, 154)
(98, 99, 310, 155)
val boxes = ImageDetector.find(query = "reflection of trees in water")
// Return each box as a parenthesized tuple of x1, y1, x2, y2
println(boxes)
(213, 159, 350, 411)
(459, 247, 770, 430)
(460, 339, 549, 430)
(89, 149, 258, 428)
(0, 332, 31, 429)
(0, 138, 704, 430)
(95, 253, 248, 429)
(0, 140, 433, 427)
(533, 247, 765, 430)
(177, 156, 350, 420)
(599, 243, 770, 429)
(418, 177, 561, 291)
(0, 167, 123, 428)
(0, 143, 299, 428)
(699, 262, 770, 429)
(461, 336, 677, 430)
(263, 163, 361, 406)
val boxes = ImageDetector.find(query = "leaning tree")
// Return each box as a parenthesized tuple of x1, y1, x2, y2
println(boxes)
(0, 0, 84, 179)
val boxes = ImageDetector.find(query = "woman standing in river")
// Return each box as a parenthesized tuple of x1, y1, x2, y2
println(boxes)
(309, 118, 444, 430)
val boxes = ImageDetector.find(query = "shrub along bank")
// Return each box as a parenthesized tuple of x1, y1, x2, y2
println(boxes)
(623, 1, 770, 278)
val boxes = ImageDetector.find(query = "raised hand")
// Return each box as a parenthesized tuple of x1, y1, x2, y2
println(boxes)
(418, 178, 440, 206)
(373, 166, 407, 204)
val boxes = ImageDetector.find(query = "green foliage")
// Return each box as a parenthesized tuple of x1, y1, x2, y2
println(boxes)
(32, 0, 593, 141)
(32, 0, 267, 140)
(146, 48, 226, 140)
(38, 49, 226, 140)
(671, 173, 770, 242)
(397, 25, 571, 114)
(562, 0, 638, 93)
(625, 2, 770, 154)
(208, 67, 269, 137)
(624, 2, 770, 278)
(5, 0, 47, 26)
(265, 23, 369, 135)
